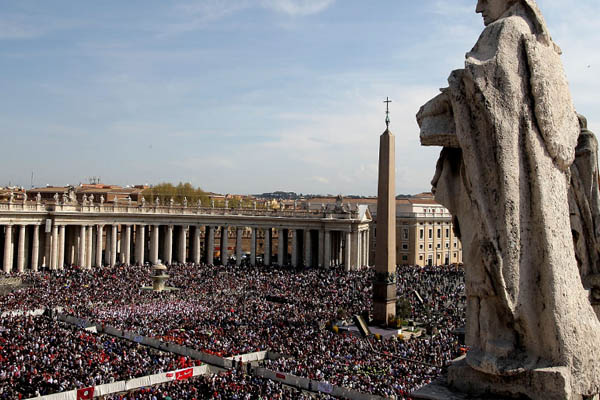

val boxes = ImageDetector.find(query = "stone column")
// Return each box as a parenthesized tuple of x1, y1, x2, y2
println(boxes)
(220, 226, 228, 265)
(193, 226, 201, 264)
(178, 226, 187, 264)
(43, 230, 51, 269)
(304, 229, 312, 267)
(79, 225, 86, 268)
(318, 229, 324, 268)
(164, 225, 173, 265)
(111, 225, 118, 267)
(345, 231, 352, 272)
(150, 225, 159, 264)
(4, 225, 13, 273)
(17, 225, 26, 273)
(51, 224, 59, 270)
(135, 225, 145, 265)
(58, 225, 66, 270)
(96, 225, 104, 267)
(278, 228, 285, 265)
(236, 227, 243, 266)
(291, 229, 298, 267)
(264, 228, 271, 266)
(324, 230, 331, 269)
(250, 228, 256, 267)
(86, 225, 93, 269)
(123, 225, 131, 265)
(105, 229, 111, 265)
(206, 226, 215, 265)
(361, 230, 371, 266)
(31, 225, 40, 272)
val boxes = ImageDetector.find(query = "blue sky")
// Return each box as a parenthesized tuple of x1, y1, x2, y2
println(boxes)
(1, 0, 598, 196)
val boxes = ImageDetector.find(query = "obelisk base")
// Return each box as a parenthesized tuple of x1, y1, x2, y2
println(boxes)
(373, 281, 396, 326)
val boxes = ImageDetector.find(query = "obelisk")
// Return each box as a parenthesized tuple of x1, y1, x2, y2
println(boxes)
(373, 97, 397, 325)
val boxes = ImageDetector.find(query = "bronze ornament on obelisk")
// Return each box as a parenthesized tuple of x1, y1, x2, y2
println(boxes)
(373, 98, 397, 325)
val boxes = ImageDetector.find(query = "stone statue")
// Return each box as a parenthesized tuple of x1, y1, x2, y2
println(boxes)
(225, 199, 229, 209)
(155, 197, 160, 206)
(569, 114, 600, 313)
(211, 199, 215, 208)
(36, 193, 41, 203)
(100, 195, 105, 205)
(89, 194, 94, 205)
(53, 193, 59, 204)
(62, 193, 68, 204)
(253, 201, 257, 210)
(82, 194, 87, 205)
(169, 197, 174, 207)
(127, 196, 132, 205)
(183, 197, 188, 208)
(279, 201, 284, 211)
(293, 200, 298, 210)
(416, 0, 600, 398)
(22, 192, 27, 202)
(8, 192, 14, 203)
(197, 199, 202, 208)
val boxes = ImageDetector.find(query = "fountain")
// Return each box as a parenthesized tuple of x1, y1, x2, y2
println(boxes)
(142, 261, 179, 292)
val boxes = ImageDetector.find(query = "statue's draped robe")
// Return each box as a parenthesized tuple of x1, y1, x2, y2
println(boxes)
(430, 3, 600, 392)
(569, 123, 600, 281)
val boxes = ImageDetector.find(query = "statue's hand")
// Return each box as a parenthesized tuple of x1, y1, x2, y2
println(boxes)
(417, 89, 458, 148)
(417, 89, 451, 126)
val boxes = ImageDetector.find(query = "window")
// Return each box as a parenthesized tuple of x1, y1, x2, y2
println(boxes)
(437, 254, 441, 259)
(419, 229, 424, 240)
(403, 229, 409, 240)
(437, 228, 441, 239)
(437, 243, 441, 249)
(428, 229, 433, 238)
(402, 243, 408, 250)
(419, 244, 424, 250)
(445, 242, 449, 249)
(402, 255, 408, 261)
(419, 255, 424, 260)
(445, 228, 449, 237)
(428, 243, 433, 250)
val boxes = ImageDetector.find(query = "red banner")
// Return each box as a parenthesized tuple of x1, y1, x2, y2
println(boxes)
(175, 368, 193, 380)
(76, 387, 94, 400)
(275, 373, 285, 380)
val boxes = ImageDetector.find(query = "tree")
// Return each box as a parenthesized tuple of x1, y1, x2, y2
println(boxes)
(142, 182, 210, 206)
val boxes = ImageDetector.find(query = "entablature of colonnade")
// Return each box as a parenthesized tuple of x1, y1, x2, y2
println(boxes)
(0, 202, 372, 231)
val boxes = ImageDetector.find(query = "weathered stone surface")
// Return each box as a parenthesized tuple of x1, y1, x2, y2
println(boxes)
(569, 114, 600, 318)
(416, 0, 600, 398)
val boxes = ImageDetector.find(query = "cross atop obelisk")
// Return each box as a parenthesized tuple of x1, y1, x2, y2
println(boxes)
(373, 97, 397, 326)
(384, 97, 392, 128)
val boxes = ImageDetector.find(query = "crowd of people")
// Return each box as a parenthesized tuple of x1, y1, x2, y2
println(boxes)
(0, 262, 465, 398)
(0, 315, 192, 399)
(102, 369, 338, 400)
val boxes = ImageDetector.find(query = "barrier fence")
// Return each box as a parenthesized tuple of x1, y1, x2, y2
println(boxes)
(48, 313, 388, 400)
(26, 365, 208, 400)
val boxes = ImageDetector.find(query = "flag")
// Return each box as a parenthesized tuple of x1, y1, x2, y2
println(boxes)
(175, 368, 193, 380)
(76, 387, 94, 400)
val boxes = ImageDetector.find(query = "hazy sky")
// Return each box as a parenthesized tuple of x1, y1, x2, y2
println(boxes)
(1, 0, 598, 196)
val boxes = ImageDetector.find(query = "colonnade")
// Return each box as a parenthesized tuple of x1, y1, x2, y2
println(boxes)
(0, 222, 370, 273)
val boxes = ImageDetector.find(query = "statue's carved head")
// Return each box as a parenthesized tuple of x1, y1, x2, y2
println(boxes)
(476, 0, 517, 26)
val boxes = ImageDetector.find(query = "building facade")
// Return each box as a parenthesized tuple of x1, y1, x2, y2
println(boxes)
(309, 193, 463, 267)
